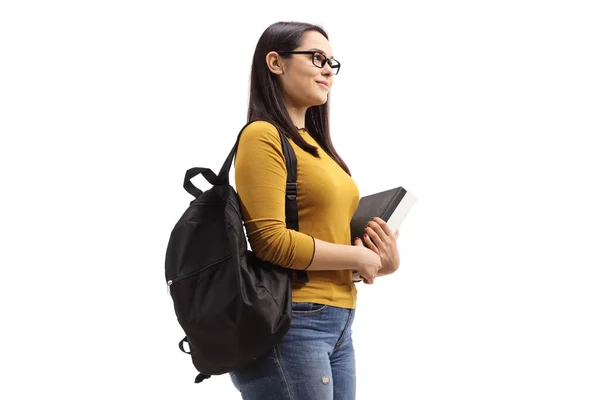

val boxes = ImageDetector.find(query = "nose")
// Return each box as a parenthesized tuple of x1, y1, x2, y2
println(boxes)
(321, 63, 333, 77)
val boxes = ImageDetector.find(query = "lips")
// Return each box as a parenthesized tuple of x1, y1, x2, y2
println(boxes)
(316, 80, 329, 88)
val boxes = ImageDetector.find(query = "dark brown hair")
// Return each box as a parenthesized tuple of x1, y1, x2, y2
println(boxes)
(247, 21, 351, 176)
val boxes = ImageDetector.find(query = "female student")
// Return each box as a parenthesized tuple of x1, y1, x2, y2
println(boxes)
(231, 21, 400, 400)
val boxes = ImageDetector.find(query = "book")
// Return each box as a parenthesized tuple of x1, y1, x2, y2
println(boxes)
(350, 186, 417, 242)
(350, 186, 417, 281)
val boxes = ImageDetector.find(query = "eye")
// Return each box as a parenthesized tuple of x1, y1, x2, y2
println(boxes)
(313, 53, 326, 64)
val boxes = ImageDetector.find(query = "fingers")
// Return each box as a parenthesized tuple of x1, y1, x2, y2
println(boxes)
(366, 219, 391, 245)
(394, 229, 399, 239)
(371, 217, 394, 237)
(365, 226, 384, 250)
(362, 274, 375, 284)
(365, 231, 382, 254)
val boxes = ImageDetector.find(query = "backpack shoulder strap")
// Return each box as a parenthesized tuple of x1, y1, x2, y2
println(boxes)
(216, 120, 309, 283)
(279, 131, 308, 284)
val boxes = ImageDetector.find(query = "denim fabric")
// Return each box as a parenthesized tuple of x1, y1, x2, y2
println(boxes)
(230, 302, 356, 400)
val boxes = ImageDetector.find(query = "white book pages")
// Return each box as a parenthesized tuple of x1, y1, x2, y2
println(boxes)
(386, 190, 418, 234)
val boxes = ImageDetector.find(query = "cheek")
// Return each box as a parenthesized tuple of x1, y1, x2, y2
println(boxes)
(298, 71, 315, 89)
(290, 75, 315, 96)
(282, 69, 324, 99)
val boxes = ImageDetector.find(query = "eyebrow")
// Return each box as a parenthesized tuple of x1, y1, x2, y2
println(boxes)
(308, 48, 334, 59)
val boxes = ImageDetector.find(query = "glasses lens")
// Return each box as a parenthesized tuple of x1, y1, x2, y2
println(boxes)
(311, 53, 340, 75)
(329, 59, 340, 75)
(312, 53, 326, 67)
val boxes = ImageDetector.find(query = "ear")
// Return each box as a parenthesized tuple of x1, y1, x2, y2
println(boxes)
(266, 51, 284, 75)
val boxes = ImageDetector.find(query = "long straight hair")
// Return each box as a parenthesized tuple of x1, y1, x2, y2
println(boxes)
(247, 21, 351, 176)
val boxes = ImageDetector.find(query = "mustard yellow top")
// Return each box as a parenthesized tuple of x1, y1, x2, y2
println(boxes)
(234, 120, 360, 309)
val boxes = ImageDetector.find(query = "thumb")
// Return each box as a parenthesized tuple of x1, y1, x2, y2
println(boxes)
(353, 237, 363, 246)
(394, 230, 399, 239)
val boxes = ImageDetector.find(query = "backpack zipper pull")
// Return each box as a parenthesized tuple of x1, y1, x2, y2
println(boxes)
(167, 280, 173, 295)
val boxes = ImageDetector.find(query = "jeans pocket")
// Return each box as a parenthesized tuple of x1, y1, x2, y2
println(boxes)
(291, 302, 329, 315)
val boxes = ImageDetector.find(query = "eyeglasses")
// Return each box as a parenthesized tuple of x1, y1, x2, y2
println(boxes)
(276, 51, 341, 75)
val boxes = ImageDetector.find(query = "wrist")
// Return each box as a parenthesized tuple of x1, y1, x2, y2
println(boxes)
(377, 262, 399, 277)
(351, 245, 367, 272)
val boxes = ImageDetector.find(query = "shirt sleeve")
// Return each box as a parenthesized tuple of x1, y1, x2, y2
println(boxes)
(234, 121, 315, 270)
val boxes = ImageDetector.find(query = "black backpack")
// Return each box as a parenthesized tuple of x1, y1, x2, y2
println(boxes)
(164, 120, 308, 383)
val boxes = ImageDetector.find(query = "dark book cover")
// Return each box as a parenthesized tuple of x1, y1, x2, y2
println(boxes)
(350, 186, 408, 245)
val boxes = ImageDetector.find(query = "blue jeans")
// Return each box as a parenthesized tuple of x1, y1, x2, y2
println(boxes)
(230, 302, 356, 400)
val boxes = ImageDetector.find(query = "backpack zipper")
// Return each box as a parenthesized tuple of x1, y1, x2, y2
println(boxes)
(167, 255, 232, 295)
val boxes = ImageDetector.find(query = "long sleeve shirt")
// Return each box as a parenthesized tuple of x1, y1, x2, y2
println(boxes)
(234, 120, 360, 309)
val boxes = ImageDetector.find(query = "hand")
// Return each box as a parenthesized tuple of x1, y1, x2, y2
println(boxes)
(363, 217, 400, 276)
(352, 237, 382, 284)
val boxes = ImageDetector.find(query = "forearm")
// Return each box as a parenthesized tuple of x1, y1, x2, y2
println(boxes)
(306, 237, 361, 271)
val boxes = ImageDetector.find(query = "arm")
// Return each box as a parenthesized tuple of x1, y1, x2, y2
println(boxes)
(309, 237, 382, 284)
(307, 238, 362, 271)
(235, 122, 314, 270)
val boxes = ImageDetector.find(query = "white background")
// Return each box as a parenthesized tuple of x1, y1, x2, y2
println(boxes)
(1, 0, 599, 399)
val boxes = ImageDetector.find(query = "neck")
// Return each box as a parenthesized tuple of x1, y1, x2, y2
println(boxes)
(283, 99, 308, 130)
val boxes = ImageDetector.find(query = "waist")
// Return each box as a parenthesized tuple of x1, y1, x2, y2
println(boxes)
(291, 270, 357, 309)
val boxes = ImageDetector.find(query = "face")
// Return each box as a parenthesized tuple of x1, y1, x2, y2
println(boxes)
(267, 30, 335, 108)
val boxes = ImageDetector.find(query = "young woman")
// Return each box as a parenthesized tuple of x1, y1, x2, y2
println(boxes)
(231, 21, 400, 400)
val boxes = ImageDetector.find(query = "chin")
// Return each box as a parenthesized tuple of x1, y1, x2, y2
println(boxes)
(316, 95, 328, 105)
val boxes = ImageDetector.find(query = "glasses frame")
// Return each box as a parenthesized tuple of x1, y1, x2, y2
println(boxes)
(276, 50, 341, 75)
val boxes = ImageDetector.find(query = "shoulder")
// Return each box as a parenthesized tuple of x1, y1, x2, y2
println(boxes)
(240, 120, 281, 145)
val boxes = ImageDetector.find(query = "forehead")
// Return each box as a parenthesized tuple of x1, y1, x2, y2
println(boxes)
(299, 30, 333, 58)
